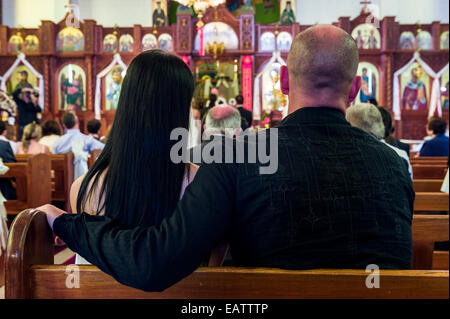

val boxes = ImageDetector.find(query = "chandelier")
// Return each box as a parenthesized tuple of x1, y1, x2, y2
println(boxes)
(174, 0, 225, 27)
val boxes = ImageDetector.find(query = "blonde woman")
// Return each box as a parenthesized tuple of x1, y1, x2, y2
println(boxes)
(17, 123, 50, 155)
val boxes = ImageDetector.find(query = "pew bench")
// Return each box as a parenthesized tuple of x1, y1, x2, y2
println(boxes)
(1, 155, 52, 215)
(4, 210, 449, 299)
(412, 165, 448, 180)
(15, 152, 74, 212)
(413, 179, 444, 192)
(414, 192, 449, 212)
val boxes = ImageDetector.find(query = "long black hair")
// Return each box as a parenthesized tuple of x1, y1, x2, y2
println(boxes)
(76, 50, 194, 227)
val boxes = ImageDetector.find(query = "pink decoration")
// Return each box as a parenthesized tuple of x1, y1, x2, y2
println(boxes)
(242, 55, 252, 111)
(198, 27, 204, 57)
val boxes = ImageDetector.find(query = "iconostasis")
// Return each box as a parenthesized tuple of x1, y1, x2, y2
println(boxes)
(0, 3, 448, 139)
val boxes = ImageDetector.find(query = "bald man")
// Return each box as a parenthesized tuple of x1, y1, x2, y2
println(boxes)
(40, 25, 413, 292)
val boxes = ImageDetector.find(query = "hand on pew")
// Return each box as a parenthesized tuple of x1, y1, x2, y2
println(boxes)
(36, 204, 67, 231)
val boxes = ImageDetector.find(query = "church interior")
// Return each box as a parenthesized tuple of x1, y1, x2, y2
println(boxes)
(0, 0, 449, 304)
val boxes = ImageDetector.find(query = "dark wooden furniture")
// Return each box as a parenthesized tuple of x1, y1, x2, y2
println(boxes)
(4, 209, 449, 299)
(414, 192, 449, 212)
(1, 154, 52, 215)
(15, 152, 74, 212)
(412, 165, 448, 180)
(413, 179, 444, 192)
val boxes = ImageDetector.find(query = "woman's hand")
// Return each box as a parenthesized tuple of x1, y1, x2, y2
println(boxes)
(36, 204, 67, 231)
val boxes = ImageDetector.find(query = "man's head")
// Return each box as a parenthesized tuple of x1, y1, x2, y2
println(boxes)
(0, 121, 7, 136)
(235, 95, 244, 105)
(346, 103, 385, 139)
(282, 24, 359, 113)
(87, 119, 102, 135)
(61, 112, 78, 130)
(204, 105, 242, 138)
(427, 116, 447, 135)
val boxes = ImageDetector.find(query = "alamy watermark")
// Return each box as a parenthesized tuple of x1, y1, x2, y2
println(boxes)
(65, 265, 80, 288)
(365, 264, 380, 288)
(65, 3, 80, 28)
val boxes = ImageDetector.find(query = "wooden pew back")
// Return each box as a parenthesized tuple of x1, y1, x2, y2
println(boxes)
(414, 192, 449, 212)
(413, 179, 444, 192)
(15, 152, 74, 212)
(1, 155, 52, 215)
(412, 165, 448, 179)
(5, 210, 449, 299)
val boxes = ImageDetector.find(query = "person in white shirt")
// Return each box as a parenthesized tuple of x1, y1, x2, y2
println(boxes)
(39, 120, 62, 153)
(0, 121, 18, 154)
(346, 103, 413, 179)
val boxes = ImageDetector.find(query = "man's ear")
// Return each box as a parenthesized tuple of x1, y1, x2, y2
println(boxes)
(348, 76, 361, 104)
(280, 65, 289, 95)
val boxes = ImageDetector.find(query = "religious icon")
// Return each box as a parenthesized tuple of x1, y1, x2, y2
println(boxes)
(142, 34, 158, 51)
(351, 24, 381, 49)
(119, 34, 134, 52)
(195, 22, 239, 51)
(416, 31, 432, 50)
(6, 65, 38, 96)
(56, 27, 84, 52)
(103, 34, 118, 53)
(8, 34, 24, 54)
(105, 66, 124, 111)
(58, 64, 86, 111)
(260, 32, 276, 51)
(280, 0, 296, 25)
(401, 63, 430, 111)
(158, 33, 173, 51)
(441, 69, 449, 110)
(400, 31, 415, 50)
(276, 32, 293, 51)
(356, 62, 378, 103)
(152, 0, 168, 27)
(440, 31, 449, 50)
(261, 62, 286, 117)
(24, 35, 39, 53)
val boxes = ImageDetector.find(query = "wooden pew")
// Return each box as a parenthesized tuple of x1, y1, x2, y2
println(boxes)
(5, 210, 449, 299)
(414, 192, 449, 212)
(412, 215, 449, 270)
(413, 179, 444, 192)
(15, 152, 74, 212)
(1, 155, 52, 215)
(411, 156, 448, 162)
(412, 165, 448, 179)
(87, 149, 102, 168)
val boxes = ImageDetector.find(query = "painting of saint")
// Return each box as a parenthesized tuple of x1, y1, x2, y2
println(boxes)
(158, 33, 173, 51)
(416, 31, 432, 50)
(105, 66, 124, 111)
(260, 32, 276, 51)
(8, 34, 24, 54)
(56, 27, 84, 52)
(59, 64, 86, 111)
(119, 34, 134, 52)
(401, 63, 429, 111)
(6, 65, 38, 96)
(152, 0, 167, 27)
(142, 34, 158, 51)
(441, 69, 449, 110)
(440, 31, 449, 50)
(24, 35, 39, 53)
(400, 31, 415, 50)
(276, 32, 293, 51)
(351, 24, 381, 49)
(280, 0, 296, 25)
(103, 34, 118, 53)
(356, 62, 378, 103)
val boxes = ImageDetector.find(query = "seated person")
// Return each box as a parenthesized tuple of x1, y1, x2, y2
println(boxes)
(39, 120, 62, 153)
(346, 103, 413, 179)
(377, 106, 410, 156)
(86, 119, 102, 141)
(0, 139, 16, 200)
(17, 123, 50, 155)
(419, 117, 449, 157)
(0, 121, 18, 154)
(189, 104, 241, 165)
(41, 26, 414, 292)
(67, 50, 198, 264)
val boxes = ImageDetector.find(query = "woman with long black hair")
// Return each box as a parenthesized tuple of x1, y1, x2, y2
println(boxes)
(69, 50, 198, 263)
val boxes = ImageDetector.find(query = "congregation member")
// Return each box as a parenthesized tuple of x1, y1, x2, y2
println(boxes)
(419, 116, 449, 157)
(40, 26, 414, 292)
(87, 119, 102, 141)
(235, 95, 253, 131)
(377, 107, 410, 156)
(0, 134, 16, 200)
(0, 121, 18, 154)
(39, 120, 62, 153)
(17, 123, 50, 155)
(53, 113, 104, 179)
(189, 104, 241, 165)
(66, 50, 198, 263)
(346, 103, 413, 179)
